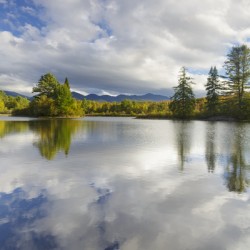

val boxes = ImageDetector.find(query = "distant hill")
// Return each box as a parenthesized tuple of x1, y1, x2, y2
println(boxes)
(3, 91, 31, 100)
(72, 92, 169, 102)
(2, 90, 169, 102)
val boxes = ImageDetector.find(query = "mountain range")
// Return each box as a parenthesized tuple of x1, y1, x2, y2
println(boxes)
(3, 91, 31, 99)
(71, 92, 169, 102)
(3, 91, 169, 102)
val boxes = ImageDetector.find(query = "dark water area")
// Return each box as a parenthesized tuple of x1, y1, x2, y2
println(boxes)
(0, 116, 249, 250)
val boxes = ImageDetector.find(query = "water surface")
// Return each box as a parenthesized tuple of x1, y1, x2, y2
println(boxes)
(0, 116, 249, 250)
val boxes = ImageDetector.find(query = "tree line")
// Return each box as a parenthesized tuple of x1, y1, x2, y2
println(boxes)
(1, 44, 250, 119)
(170, 44, 250, 119)
(0, 91, 29, 114)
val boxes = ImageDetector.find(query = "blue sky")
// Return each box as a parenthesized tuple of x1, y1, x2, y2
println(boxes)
(0, 0, 250, 96)
(0, 0, 45, 36)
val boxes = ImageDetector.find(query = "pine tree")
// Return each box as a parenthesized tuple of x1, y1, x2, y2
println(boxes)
(64, 77, 70, 89)
(33, 73, 59, 98)
(31, 74, 81, 117)
(223, 44, 250, 109)
(169, 67, 195, 118)
(55, 82, 74, 116)
(205, 66, 220, 115)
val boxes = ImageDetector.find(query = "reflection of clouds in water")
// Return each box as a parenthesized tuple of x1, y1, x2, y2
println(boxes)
(0, 132, 35, 153)
(0, 188, 57, 249)
(0, 118, 250, 249)
(0, 153, 249, 249)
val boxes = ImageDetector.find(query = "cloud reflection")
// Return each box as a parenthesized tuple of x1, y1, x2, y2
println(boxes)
(0, 118, 250, 249)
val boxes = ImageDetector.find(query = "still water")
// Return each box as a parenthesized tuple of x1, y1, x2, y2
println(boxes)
(0, 116, 249, 250)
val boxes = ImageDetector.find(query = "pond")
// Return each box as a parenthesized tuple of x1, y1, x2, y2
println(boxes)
(0, 116, 249, 250)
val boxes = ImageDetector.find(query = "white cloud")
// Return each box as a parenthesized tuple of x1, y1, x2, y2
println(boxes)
(1, 0, 250, 95)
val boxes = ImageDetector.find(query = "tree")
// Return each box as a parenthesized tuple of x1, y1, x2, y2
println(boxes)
(0, 99, 5, 113)
(5, 96, 29, 110)
(0, 91, 7, 113)
(30, 74, 83, 117)
(29, 95, 56, 116)
(223, 44, 250, 110)
(169, 67, 195, 118)
(64, 77, 70, 89)
(55, 81, 74, 116)
(33, 73, 59, 98)
(205, 66, 221, 114)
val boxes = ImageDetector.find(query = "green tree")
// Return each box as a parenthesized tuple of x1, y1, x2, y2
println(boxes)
(55, 81, 74, 116)
(64, 77, 70, 89)
(0, 99, 5, 113)
(29, 95, 56, 116)
(169, 67, 195, 118)
(223, 44, 250, 110)
(5, 96, 29, 110)
(121, 99, 133, 114)
(205, 66, 221, 115)
(33, 73, 59, 98)
(14, 96, 30, 110)
(30, 74, 83, 117)
(0, 91, 7, 113)
(0, 90, 7, 100)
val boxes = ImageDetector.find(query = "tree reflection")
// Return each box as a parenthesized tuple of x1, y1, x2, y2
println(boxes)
(225, 125, 250, 193)
(0, 120, 29, 138)
(30, 119, 83, 160)
(205, 123, 217, 173)
(174, 121, 192, 171)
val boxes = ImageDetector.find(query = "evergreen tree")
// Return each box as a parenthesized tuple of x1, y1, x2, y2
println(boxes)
(205, 66, 220, 115)
(223, 44, 250, 109)
(64, 77, 70, 89)
(169, 67, 195, 118)
(33, 73, 59, 98)
(30, 73, 83, 117)
(55, 81, 74, 116)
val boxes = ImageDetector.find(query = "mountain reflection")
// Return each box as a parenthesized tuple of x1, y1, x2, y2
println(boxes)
(30, 119, 83, 160)
(224, 124, 250, 193)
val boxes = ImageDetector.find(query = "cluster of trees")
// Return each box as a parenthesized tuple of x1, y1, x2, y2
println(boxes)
(0, 72, 172, 117)
(26, 74, 83, 117)
(0, 91, 29, 114)
(80, 97, 208, 118)
(82, 99, 170, 117)
(170, 44, 250, 119)
(1, 44, 250, 119)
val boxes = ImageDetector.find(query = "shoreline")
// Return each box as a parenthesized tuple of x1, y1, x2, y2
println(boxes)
(135, 115, 246, 122)
(1, 113, 249, 122)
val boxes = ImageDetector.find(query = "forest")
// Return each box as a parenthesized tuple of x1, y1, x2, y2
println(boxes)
(1, 44, 250, 120)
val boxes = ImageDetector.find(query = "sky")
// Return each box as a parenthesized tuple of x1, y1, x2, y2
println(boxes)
(1, 0, 250, 97)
